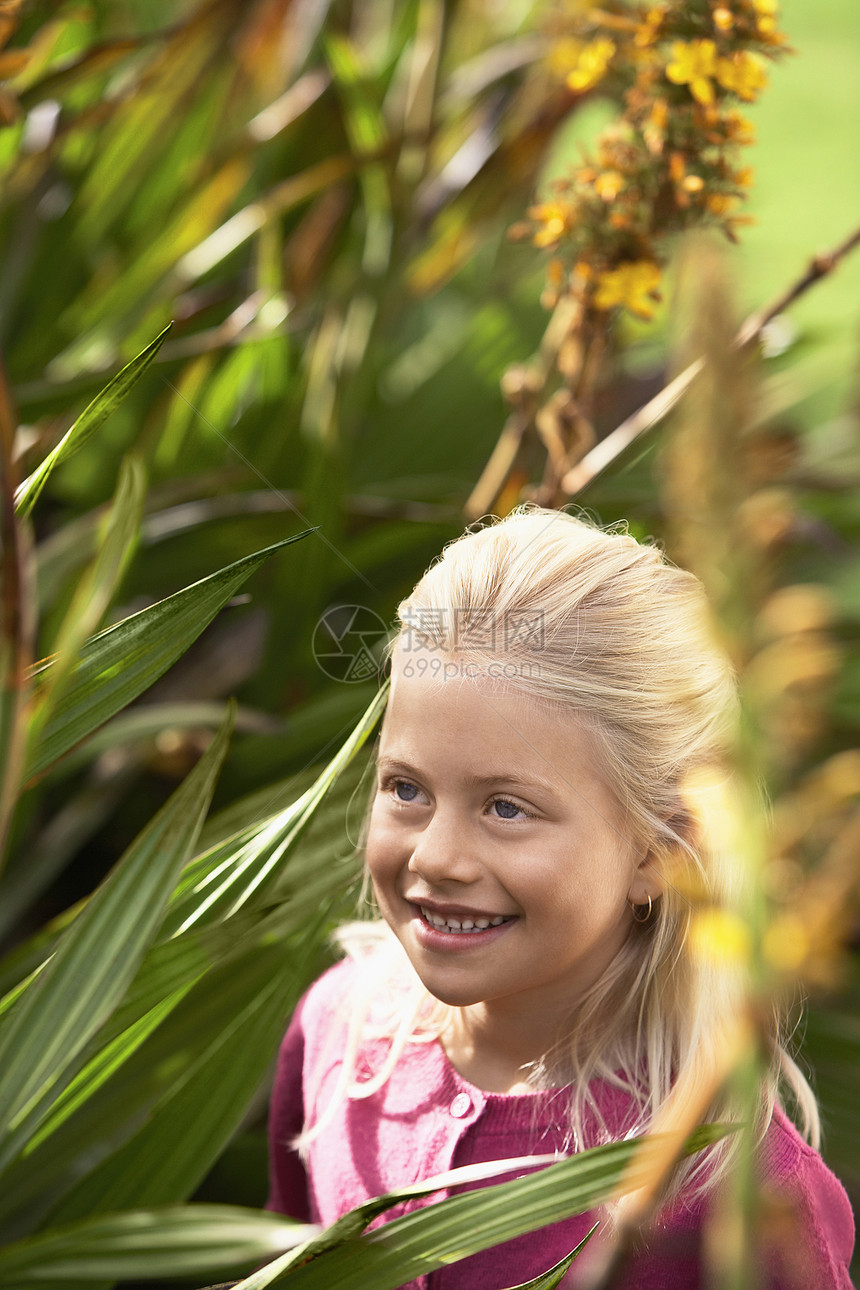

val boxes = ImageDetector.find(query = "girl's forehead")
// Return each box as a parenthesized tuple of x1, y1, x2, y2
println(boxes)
(381, 646, 614, 798)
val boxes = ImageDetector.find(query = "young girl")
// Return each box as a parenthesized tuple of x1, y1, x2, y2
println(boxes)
(267, 508, 854, 1289)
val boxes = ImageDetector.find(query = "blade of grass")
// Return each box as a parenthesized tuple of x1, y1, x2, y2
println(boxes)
(0, 706, 234, 1177)
(14, 325, 171, 519)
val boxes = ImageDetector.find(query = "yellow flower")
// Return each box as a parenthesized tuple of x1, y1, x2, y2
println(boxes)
(713, 6, 733, 31)
(635, 6, 666, 47)
(722, 109, 756, 144)
(548, 37, 584, 79)
(666, 39, 718, 105)
(716, 51, 769, 101)
(762, 912, 810, 974)
(594, 170, 625, 201)
(566, 38, 616, 93)
(593, 260, 662, 318)
(752, 0, 778, 13)
(689, 908, 752, 967)
(528, 201, 576, 248)
(668, 151, 686, 184)
(706, 192, 740, 215)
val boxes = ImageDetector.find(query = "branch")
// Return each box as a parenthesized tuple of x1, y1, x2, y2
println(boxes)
(736, 220, 860, 347)
(561, 219, 860, 497)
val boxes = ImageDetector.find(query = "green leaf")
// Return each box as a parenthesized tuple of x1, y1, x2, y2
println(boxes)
(0, 1205, 316, 1284)
(501, 1226, 599, 1289)
(25, 531, 313, 780)
(0, 436, 32, 874)
(45, 701, 282, 781)
(0, 938, 291, 1235)
(27, 453, 146, 756)
(14, 326, 171, 519)
(44, 941, 306, 1226)
(163, 684, 386, 934)
(0, 707, 234, 1178)
(237, 1126, 733, 1289)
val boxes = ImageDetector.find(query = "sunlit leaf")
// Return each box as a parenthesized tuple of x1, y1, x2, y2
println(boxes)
(0, 1204, 315, 1284)
(14, 326, 171, 519)
(0, 358, 32, 871)
(44, 941, 308, 1227)
(0, 708, 234, 1178)
(27, 453, 146, 754)
(501, 1227, 598, 1289)
(236, 1126, 732, 1288)
(163, 684, 385, 934)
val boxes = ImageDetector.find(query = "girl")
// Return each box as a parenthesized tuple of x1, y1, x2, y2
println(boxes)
(267, 508, 854, 1288)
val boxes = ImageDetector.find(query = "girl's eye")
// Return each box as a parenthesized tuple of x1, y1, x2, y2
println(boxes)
(489, 797, 530, 821)
(388, 779, 425, 804)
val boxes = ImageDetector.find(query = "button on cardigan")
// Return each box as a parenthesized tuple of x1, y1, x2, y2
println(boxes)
(267, 957, 855, 1289)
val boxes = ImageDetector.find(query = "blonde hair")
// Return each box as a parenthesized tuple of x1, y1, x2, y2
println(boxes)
(317, 508, 819, 1202)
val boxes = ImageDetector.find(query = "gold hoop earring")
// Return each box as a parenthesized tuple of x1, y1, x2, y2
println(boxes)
(630, 894, 653, 923)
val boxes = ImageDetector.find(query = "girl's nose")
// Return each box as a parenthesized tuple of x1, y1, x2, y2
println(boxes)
(406, 809, 481, 885)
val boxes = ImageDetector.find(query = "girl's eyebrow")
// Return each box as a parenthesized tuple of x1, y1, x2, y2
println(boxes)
(378, 756, 561, 800)
(463, 770, 562, 798)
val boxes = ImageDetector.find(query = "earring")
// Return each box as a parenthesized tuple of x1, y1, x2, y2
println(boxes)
(630, 894, 653, 923)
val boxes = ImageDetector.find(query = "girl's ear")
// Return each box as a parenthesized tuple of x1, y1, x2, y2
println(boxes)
(627, 851, 663, 907)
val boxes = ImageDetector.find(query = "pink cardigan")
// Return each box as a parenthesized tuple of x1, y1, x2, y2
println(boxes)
(267, 958, 855, 1289)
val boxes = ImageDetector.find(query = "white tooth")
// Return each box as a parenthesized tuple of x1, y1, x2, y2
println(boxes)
(446, 919, 461, 930)
(461, 919, 474, 930)
(490, 916, 505, 926)
(475, 918, 490, 929)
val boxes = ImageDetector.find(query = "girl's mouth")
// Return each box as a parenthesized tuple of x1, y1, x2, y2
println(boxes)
(418, 905, 515, 935)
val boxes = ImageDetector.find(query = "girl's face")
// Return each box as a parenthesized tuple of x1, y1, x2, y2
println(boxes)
(366, 645, 654, 1035)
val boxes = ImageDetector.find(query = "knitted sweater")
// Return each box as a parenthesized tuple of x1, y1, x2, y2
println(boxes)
(267, 958, 855, 1290)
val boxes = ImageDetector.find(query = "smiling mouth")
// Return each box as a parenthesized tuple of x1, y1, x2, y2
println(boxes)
(418, 905, 515, 935)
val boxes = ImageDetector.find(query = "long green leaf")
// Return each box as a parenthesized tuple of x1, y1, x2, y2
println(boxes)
(25, 531, 312, 779)
(502, 1228, 599, 1289)
(0, 390, 32, 874)
(26, 453, 146, 755)
(0, 743, 365, 1205)
(0, 939, 292, 1236)
(0, 707, 234, 1177)
(163, 684, 385, 935)
(14, 326, 171, 519)
(0, 1205, 315, 1284)
(44, 942, 306, 1227)
(238, 1126, 732, 1288)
